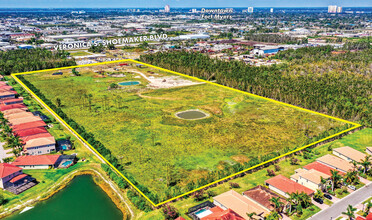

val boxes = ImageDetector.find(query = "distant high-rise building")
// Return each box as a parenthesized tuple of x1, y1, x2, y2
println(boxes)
(270, 8, 274, 13)
(337, 7, 343, 13)
(248, 7, 254, 13)
(328, 5, 337, 13)
(191, 8, 197, 13)
(164, 5, 170, 13)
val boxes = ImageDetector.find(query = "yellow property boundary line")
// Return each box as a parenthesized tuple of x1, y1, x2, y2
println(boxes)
(11, 59, 362, 207)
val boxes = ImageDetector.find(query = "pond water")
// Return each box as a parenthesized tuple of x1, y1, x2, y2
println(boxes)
(176, 110, 209, 120)
(118, 81, 140, 86)
(6, 175, 123, 220)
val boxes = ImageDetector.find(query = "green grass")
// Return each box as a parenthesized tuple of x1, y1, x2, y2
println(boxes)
(132, 128, 372, 219)
(70, 51, 92, 56)
(22, 61, 349, 202)
(290, 205, 321, 220)
(324, 199, 333, 206)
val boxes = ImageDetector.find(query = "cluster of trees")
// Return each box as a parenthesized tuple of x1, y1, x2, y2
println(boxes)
(245, 33, 307, 44)
(18, 76, 157, 209)
(140, 49, 371, 126)
(88, 44, 106, 53)
(0, 49, 75, 75)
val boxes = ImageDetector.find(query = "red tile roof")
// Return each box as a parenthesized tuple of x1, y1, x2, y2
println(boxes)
(265, 175, 314, 195)
(201, 209, 245, 220)
(243, 185, 287, 211)
(11, 121, 47, 132)
(1, 98, 23, 104)
(14, 127, 48, 137)
(0, 104, 27, 112)
(175, 217, 186, 220)
(304, 161, 345, 176)
(12, 155, 61, 166)
(0, 163, 22, 178)
(9, 173, 28, 183)
(20, 133, 53, 143)
(2, 108, 27, 116)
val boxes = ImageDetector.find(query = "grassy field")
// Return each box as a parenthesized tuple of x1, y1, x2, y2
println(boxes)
(21, 60, 349, 202)
(69, 51, 92, 56)
(136, 128, 371, 219)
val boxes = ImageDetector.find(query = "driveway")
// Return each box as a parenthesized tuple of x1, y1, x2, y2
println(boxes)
(312, 198, 329, 210)
(309, 182, 372, 220)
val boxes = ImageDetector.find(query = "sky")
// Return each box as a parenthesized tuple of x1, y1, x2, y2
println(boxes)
(0, 0, 371, 8)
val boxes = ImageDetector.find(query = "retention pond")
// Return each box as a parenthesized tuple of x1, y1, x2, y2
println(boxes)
(5, 175, 123, 220)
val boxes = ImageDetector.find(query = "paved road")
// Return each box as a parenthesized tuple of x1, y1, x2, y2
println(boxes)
(310, 182, 372, 220)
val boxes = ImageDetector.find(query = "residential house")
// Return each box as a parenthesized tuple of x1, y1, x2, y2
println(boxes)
(0, 98, 23, 105)
(333, 146, 367, 163)
(21, 133, 53, 143)
(243, 185, 287, 213)
(356, 213, 372, 220)
(0, 163, 22, 189)
(316, 154, 354, 173)
(0, 91, 16, 100)
(0, 104, 27, 112)
(12, 155, 62, 169)
(0, 85, 14, 91)
(8, 116, 42, 126)
(290, 169, 330, 191)
(213, 190, 269, 219)
(303, 161, 344, 176)
(4, 112, 34, 120)
(24, 137, 56, 155)
(11, 120, 47, 132)
(2, 108, 27, 116)
(265, 175, 314, 198)
(201, 208, 244, 220)
(14, 127, 48, 138)
(0, 163, 36, 194)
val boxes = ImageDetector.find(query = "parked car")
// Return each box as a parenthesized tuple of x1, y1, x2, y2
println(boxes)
(324, 194, 332, 200)
(347, 185, 356, 191)
(314, 198, 323, 204)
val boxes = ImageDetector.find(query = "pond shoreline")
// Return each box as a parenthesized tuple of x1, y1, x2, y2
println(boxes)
(0, 169, 128, 220)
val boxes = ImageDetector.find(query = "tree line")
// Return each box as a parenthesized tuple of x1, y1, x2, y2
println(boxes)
(0, 48, 76, 75)
(140, 48, 371, 126)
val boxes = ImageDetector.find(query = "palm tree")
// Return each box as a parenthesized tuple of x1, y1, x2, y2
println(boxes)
(359, 155, 371, 174)
(314, 189, 324, 200)
(270, 197, 284, 213)
(266, 211, 282, 220)
(342, 205, 356, 220)
(286, 192, 298, 213)
(246, 211, 257, 220)
(350, 160, 359, 171)
(363, 200, 372, 216)
(344, 171, 358, 185)
(330, 170, 342, 191)
(320, 176, 328, 192)
(299, 192, 312, 208)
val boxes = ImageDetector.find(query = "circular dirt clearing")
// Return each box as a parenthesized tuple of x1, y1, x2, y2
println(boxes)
(175, 109, 210, 120)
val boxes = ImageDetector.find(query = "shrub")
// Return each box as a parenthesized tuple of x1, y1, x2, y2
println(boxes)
(229, 182, 240, 188)
(274, 165, 281, 171)
(267, 169, 276, 176)
(162, 205, 179, 220)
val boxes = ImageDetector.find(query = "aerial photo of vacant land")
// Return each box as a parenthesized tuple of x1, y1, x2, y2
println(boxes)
(18, 60, 349, 202)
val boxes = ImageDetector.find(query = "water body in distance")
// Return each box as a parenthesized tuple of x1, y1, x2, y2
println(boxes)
(5, 175, 123, 220)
